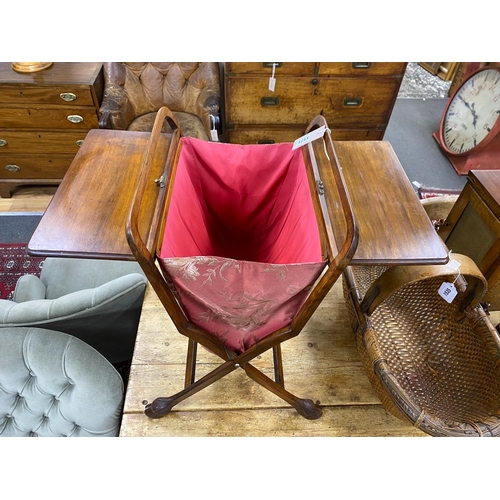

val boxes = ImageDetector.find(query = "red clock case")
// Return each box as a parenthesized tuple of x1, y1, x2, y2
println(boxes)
(433, 66, 500, 175)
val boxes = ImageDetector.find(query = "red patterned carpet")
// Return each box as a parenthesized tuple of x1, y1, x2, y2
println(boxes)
(0, 244, 45, 300)
(417, 187, 461, 199)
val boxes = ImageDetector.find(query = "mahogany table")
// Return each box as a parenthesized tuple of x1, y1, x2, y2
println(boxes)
(28, 130, 449, 267)
(27, 129, 449, 438)
(28, 129, 170, 260)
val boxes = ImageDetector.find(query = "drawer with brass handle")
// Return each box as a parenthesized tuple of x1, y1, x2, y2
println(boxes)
(1, 155, 75, 179)
(0, 86, 97, 106)
(0, 130, 88, 154)
(226, 126, 385, 145)
(225, 76, 401, 128)
(0, 107, 98, 129)
(0, 62, 103, 197)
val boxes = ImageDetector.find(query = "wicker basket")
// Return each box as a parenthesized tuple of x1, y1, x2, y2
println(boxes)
(343, 254, 500, 437)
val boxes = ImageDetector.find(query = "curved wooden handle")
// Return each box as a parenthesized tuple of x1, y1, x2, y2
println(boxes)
(290, 115, 359, 333)
(361, 253, 488, 315)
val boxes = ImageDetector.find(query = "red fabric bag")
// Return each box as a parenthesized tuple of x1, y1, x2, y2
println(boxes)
(159, 137, 325, 353)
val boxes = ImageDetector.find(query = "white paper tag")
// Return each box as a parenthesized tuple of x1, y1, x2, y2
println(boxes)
(292, 125, 326, 150)
(269, 63, 277, 92)
(210, 129, 219, 142)
(438, 282, 458, 303)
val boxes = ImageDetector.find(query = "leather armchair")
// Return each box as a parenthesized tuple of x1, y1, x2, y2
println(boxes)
(0, 258, 147, 365)
(98, 62, 221, 140)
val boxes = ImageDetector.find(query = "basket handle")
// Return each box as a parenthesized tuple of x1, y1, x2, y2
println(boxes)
(360, 253, 488, 315)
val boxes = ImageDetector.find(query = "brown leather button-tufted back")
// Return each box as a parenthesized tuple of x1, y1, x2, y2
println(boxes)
(99, 62, 221, 139)
(122, 63, 217, 116)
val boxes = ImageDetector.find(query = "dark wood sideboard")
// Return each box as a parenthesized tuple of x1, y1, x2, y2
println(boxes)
(0, 62, 103, 198)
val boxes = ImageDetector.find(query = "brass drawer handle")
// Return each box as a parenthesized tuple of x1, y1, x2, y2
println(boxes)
(343, 97, 363, 107)
(0, 139, 7, 147)
(60, 92, 77, 102)
(352, 62, 372, 69)
(262, 62, 283, 68)
(67, 114, 84, 124)
(261, 97, 279, 107)
(5, 164, 20, 172)
(76, 140, 84, 147)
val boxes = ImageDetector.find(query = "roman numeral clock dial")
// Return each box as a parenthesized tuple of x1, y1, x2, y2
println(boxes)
(434, 66, 500, 175)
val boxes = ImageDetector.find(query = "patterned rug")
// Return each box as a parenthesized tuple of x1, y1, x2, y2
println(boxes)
(418, 187, 462, 199)
(0, 244, 45, 300)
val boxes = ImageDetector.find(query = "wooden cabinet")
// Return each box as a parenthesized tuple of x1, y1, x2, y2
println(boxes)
(0, 62, 103, 197)
(439, 170, 500, 309)
(223, 62, 406, 144)
(419, 62, 458, 82)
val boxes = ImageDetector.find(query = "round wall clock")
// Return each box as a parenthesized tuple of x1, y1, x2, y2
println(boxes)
(433, 66, 500, 175)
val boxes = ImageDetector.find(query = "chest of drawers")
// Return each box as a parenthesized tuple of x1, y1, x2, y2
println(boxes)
(223, 62, 407, 144)
(0, 62, 103, 197)
(439, 170, 500, 310)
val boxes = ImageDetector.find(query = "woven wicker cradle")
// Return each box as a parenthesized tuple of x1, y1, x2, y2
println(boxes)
(343, 254, 500, 437)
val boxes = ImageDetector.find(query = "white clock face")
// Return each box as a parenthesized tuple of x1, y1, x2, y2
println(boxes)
(443, 68, 500, 154)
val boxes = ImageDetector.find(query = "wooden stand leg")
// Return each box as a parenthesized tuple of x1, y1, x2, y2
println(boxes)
(184, 339, 197, 387)
(145, 359, 239, 418)
(273, 345, 284, 387)
(243, 362, 322, 420)
(145, 331, 322, 420)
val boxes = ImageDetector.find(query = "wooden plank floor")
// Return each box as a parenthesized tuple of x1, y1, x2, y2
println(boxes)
(121, 282, 428, 437)
(0, 186, 56, 213)
(1, 187, 426, 437)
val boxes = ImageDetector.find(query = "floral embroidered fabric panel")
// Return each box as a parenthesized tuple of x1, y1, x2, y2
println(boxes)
(159, 256, 326, 353)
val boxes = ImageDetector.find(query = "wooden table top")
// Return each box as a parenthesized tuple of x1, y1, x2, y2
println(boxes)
(335, 141, 449, 265)
(28, 129, 171, 260)
(28, 131, 448, 266)
(0, 62, 103, 86)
